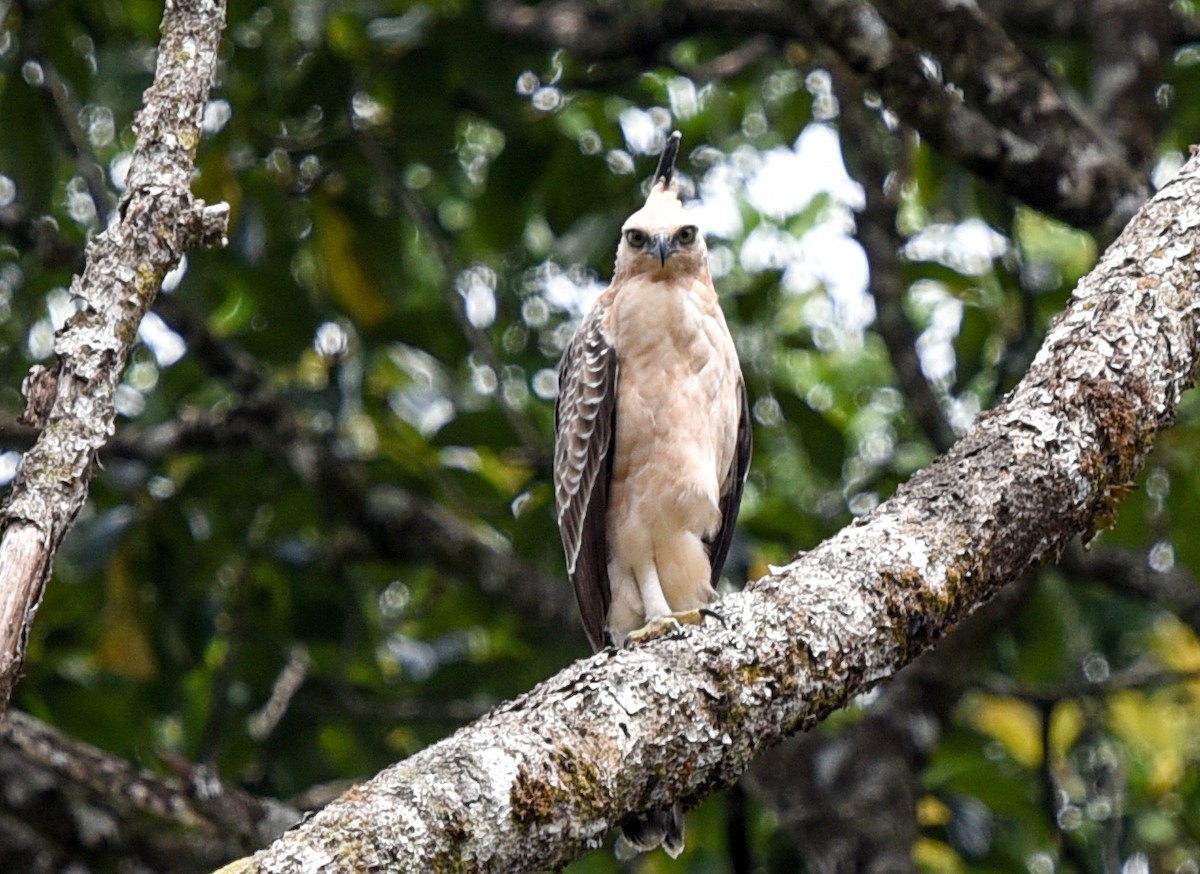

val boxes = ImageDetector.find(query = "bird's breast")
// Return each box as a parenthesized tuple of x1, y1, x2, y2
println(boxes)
(605, 274, 741, 529)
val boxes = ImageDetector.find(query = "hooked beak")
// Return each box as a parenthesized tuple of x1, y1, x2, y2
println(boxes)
(650, 232, 677, 266)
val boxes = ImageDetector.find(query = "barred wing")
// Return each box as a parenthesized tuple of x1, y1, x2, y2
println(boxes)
(553, 303, 618, 651)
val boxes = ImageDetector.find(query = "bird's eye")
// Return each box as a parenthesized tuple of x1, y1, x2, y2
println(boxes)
(624, 229, 648, 248)
(676, 225, 698, 245)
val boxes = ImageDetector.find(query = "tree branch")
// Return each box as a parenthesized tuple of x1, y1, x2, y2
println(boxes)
(804, 0, 1145, 234)
(487, 0, 1148, 231)
(14, 0, 118, 227)
(836, 73, 957, 452)
(0, 709, 297, 870)
(222, 149, 1200, 873)
(870, 0, 1142, 230)
(1087, 0, 1172, 170)
(0, 0, 229, 713)
(1061, 541, 1200, 636)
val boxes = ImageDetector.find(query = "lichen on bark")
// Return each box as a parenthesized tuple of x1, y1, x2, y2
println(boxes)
(0, 0, 230, 712)
(243, 149, 1200, 874)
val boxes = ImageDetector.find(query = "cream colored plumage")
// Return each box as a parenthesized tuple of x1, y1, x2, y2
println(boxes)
(553, 132, 751, 858)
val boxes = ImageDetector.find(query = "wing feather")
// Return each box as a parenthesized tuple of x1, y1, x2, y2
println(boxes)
(706, 379, 752, 586)
(554, 302, 618, 651)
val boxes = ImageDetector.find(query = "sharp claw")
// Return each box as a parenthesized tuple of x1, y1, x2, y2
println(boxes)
(624, 608, 720, 646)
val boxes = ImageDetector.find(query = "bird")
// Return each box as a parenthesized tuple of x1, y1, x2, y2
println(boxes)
(552, 130, 752, 858)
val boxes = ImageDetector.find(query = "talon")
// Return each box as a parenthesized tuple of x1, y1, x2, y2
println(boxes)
(624, 609, 715, 646)
(625, 617, 678, 647)
(698, 607, 725, 626)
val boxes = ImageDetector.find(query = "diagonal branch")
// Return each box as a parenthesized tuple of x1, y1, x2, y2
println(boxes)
(870, 0, 1143, 230)
(1087, 0, 1172, 170)
(488, 0, 1148, 232)
(222, 150, 1200, 873)
(836, 71, 958, 452)
(803, 0, 1145, 234)
(0, 0, 229, 714)
(0, 708, 298, 869)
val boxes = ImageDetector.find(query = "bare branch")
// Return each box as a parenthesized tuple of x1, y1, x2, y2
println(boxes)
(225, 149, 1200, 874)
(1061, 541, 1200, 635)
(804, 0, 1145, 234)
(870, 0, 1144, 232)
(13, 0, 117, 226)
(836, 74, 957, 452)
(1087, 0, 1172, 170)
(0, 0, 229, 713)
(0, 709, 298, 866)
(355, 131, 549, 463)
(487, 0, 1148, 231)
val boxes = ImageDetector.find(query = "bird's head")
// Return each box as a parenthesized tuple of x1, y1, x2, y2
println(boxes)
(614, 131, 708, 282)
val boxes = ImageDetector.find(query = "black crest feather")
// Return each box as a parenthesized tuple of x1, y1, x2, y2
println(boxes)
(654, 130, 683, 187)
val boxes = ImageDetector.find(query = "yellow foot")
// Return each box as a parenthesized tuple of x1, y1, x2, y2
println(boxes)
(623, 608, 723, 647)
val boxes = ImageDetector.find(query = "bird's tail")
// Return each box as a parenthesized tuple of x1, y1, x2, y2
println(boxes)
(614, 802, 684, 860)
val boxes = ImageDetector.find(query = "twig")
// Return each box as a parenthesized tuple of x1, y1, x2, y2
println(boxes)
(248, 645, 312, 742)
(977, 661, 1200, 705)
(1060, 542, 1200, 636)
(14, 0, 117, 225)
(1038, 699, 1095, 873)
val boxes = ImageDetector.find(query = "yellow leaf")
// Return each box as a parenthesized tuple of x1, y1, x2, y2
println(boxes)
(913, 837, 965, 873)
(1049, 699, 1083, 758)
(918, 795, 952, 827)
(1150, 615, 1200, 674)
(98, 549, 159, 681)
(1108, 689, 1187, 795)
(970, 695, 1042, 768)
(312, 197, 392, 327)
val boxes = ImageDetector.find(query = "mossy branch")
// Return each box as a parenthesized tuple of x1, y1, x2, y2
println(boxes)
(230, 152, 1199, 873)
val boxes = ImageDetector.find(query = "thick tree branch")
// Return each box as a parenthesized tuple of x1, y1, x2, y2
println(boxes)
(221, 151, 1199, 873)
(0, 709, 297, 870)
(870, 0, 1142, 229)
(0, 0, 229, 713)
(981, 0, 1200, 47)
(743, 574, 1028, 872)
(487, 0, 1148, 231)
(8, 290, 575, 634)
(804, 0, 1145, 234)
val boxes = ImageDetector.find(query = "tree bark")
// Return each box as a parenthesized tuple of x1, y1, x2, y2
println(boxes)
(0, 0, 229, 712)
(224, 150, 1200, 873)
